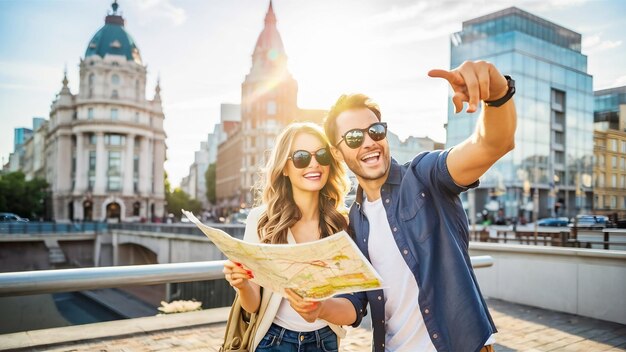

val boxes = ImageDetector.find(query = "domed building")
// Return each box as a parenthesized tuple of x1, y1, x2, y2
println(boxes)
(46, 1, 166, 222)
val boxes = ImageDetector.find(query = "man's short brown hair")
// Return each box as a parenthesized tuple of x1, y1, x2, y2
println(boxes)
(324, 94, 381, 146)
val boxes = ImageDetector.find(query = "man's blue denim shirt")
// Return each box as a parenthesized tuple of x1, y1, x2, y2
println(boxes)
(338, 150, 497, 352)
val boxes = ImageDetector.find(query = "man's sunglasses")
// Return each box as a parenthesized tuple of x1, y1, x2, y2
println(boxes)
(336, 122, 388, 149)
(288, 148, 332, 169)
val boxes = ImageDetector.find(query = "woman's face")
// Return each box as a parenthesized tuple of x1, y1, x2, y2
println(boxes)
(283, 132, 331, 195)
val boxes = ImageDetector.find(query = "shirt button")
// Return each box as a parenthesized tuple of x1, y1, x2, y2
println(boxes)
(403, 249, 408, 255)
(393, 227, 397, 232)
(381, 320, 385, 324)
(382, 343, 385, 348)
(433, 333, 439, 339)
(377, 296, 382, 300)
(385, 198, 390, 203)
(424, 308, 430, 314)
(421, 192, 426, 197)
(364, 238, 367, 242)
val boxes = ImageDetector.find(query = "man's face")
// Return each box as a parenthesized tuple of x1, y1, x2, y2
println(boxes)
(332, 108, 390, 181)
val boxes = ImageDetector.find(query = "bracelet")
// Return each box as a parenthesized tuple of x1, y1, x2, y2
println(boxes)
(484, 75, 515, 107)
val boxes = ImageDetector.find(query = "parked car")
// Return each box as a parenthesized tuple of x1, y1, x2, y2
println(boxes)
(537, 217, 570, 227)
(0, 212, 29, 222)
(570, 215, 609, 229)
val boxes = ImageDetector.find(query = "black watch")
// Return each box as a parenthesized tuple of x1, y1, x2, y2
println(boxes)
(484, 75, 515, 107)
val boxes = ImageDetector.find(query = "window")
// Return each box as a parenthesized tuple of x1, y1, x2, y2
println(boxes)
(611, 174, 617, 188)
(133, 154, 139, 193)
(111, 108, 118, 120)
(609, 139, 617, 151)
(105, 134, 125, 146)
(598, 173, 605, 187)
(612, 156, 617, 169)
(111, 74, 120, 85)
(621, 175, 625, 188)
(89, 134, 97, 145)
(133, 201, 141, 216)
(88, 74, 95, 98)
(267, 101, 276, 115)
(107, 151, 121, 191)
(88, 108, 94, 119)
(610, 196, 617, 209)
(621, 141, 626, 153)
(111, 90, 119, 99)
(134, 112, 139, 123)
(88, 151, 96, 190)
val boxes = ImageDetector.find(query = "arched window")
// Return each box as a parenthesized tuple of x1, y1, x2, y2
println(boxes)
(88, 73, 95, 98)
(111, 74, 120, 85)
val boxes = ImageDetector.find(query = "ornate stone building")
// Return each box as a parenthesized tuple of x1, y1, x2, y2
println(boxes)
(46, 2, 166, 222)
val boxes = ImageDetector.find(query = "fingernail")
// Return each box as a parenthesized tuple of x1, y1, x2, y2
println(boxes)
(235, 262, 242, 267)
(246, 270, 253, 275)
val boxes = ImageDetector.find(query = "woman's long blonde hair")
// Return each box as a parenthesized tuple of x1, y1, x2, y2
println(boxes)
(255, 122, 350, 244)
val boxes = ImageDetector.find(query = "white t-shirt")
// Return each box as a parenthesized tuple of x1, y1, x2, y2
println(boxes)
(363, 196, 496, 349)
(273, 228, 328, 332)
(363, 196, 437, 352)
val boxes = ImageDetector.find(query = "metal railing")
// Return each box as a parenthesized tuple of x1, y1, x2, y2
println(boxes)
(0, 257, 493, 297)
(0, 221, 108, 235)
(109, 222, 245, 238)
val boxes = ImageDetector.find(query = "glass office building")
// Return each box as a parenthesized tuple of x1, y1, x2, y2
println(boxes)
(447, 7, 594, 221)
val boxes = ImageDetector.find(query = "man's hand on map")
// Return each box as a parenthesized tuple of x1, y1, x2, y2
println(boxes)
(223, 260, 254, 290)
(285, 288, 323, 323)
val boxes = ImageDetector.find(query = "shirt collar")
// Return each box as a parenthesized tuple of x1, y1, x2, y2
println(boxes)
(354, 158, 401, 206)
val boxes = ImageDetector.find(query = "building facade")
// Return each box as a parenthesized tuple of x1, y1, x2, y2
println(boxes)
(447, 7, 594, 221)
(44, 2, 166, 222)
(593, 86, 626, 219)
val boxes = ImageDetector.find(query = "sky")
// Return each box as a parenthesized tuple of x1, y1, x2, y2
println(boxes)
(1, 0, 625, 187)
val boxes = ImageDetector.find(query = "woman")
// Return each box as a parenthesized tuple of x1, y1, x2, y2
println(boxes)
(223, 122, 350, 351)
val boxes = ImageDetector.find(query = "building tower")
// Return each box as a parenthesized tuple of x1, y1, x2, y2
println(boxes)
(446, 7, 594, 221)
(46, 1, 166, 222)
(240, 0, 298, 205)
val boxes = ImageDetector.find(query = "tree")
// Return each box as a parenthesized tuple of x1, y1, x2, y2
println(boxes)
(0, 171, 49, 219)
(205, 163, 216, 205)
(166, 187, 202, 218)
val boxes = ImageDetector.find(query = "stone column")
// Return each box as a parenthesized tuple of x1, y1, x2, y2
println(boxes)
(153, 138, 166, 198)
(74, 132, 87, 194)
(57, 134, 73, 193)
(94, 132, 107, 194)
(123, 133, 135, 196)
(139, 136, 151, 195)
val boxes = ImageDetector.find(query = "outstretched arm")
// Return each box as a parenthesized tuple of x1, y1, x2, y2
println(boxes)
(429, 61, 516, 187)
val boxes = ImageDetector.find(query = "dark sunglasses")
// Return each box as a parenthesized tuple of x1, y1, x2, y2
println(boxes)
(336, 122, 388, 149)
(288, 148, 332, 169)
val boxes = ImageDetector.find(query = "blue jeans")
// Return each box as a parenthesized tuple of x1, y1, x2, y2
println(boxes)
(255, 323, 338, 352)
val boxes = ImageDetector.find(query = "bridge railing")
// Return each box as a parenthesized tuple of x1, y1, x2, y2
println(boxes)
(0, 221, 108, 235)
(0, 257, 493, 297)
(108, 222, 246, 238)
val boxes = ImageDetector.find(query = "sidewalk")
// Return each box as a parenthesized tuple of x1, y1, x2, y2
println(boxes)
(2, 298, 625, 351)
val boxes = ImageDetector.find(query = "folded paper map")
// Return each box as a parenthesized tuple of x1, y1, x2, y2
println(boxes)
(182, 210, 383, 300)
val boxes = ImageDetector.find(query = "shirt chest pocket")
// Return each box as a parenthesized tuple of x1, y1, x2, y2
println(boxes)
(398, 190, 434, 242)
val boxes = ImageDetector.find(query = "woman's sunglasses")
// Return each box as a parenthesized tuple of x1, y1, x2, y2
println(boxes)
(335, 122, 388, 149)
(288, 148, 332, 169)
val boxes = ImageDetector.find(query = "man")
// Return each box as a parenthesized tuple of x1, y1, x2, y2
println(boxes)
(285, 60, 516, 352)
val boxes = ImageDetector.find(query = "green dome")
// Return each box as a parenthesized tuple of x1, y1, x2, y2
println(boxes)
(85, 5, 142, 64)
